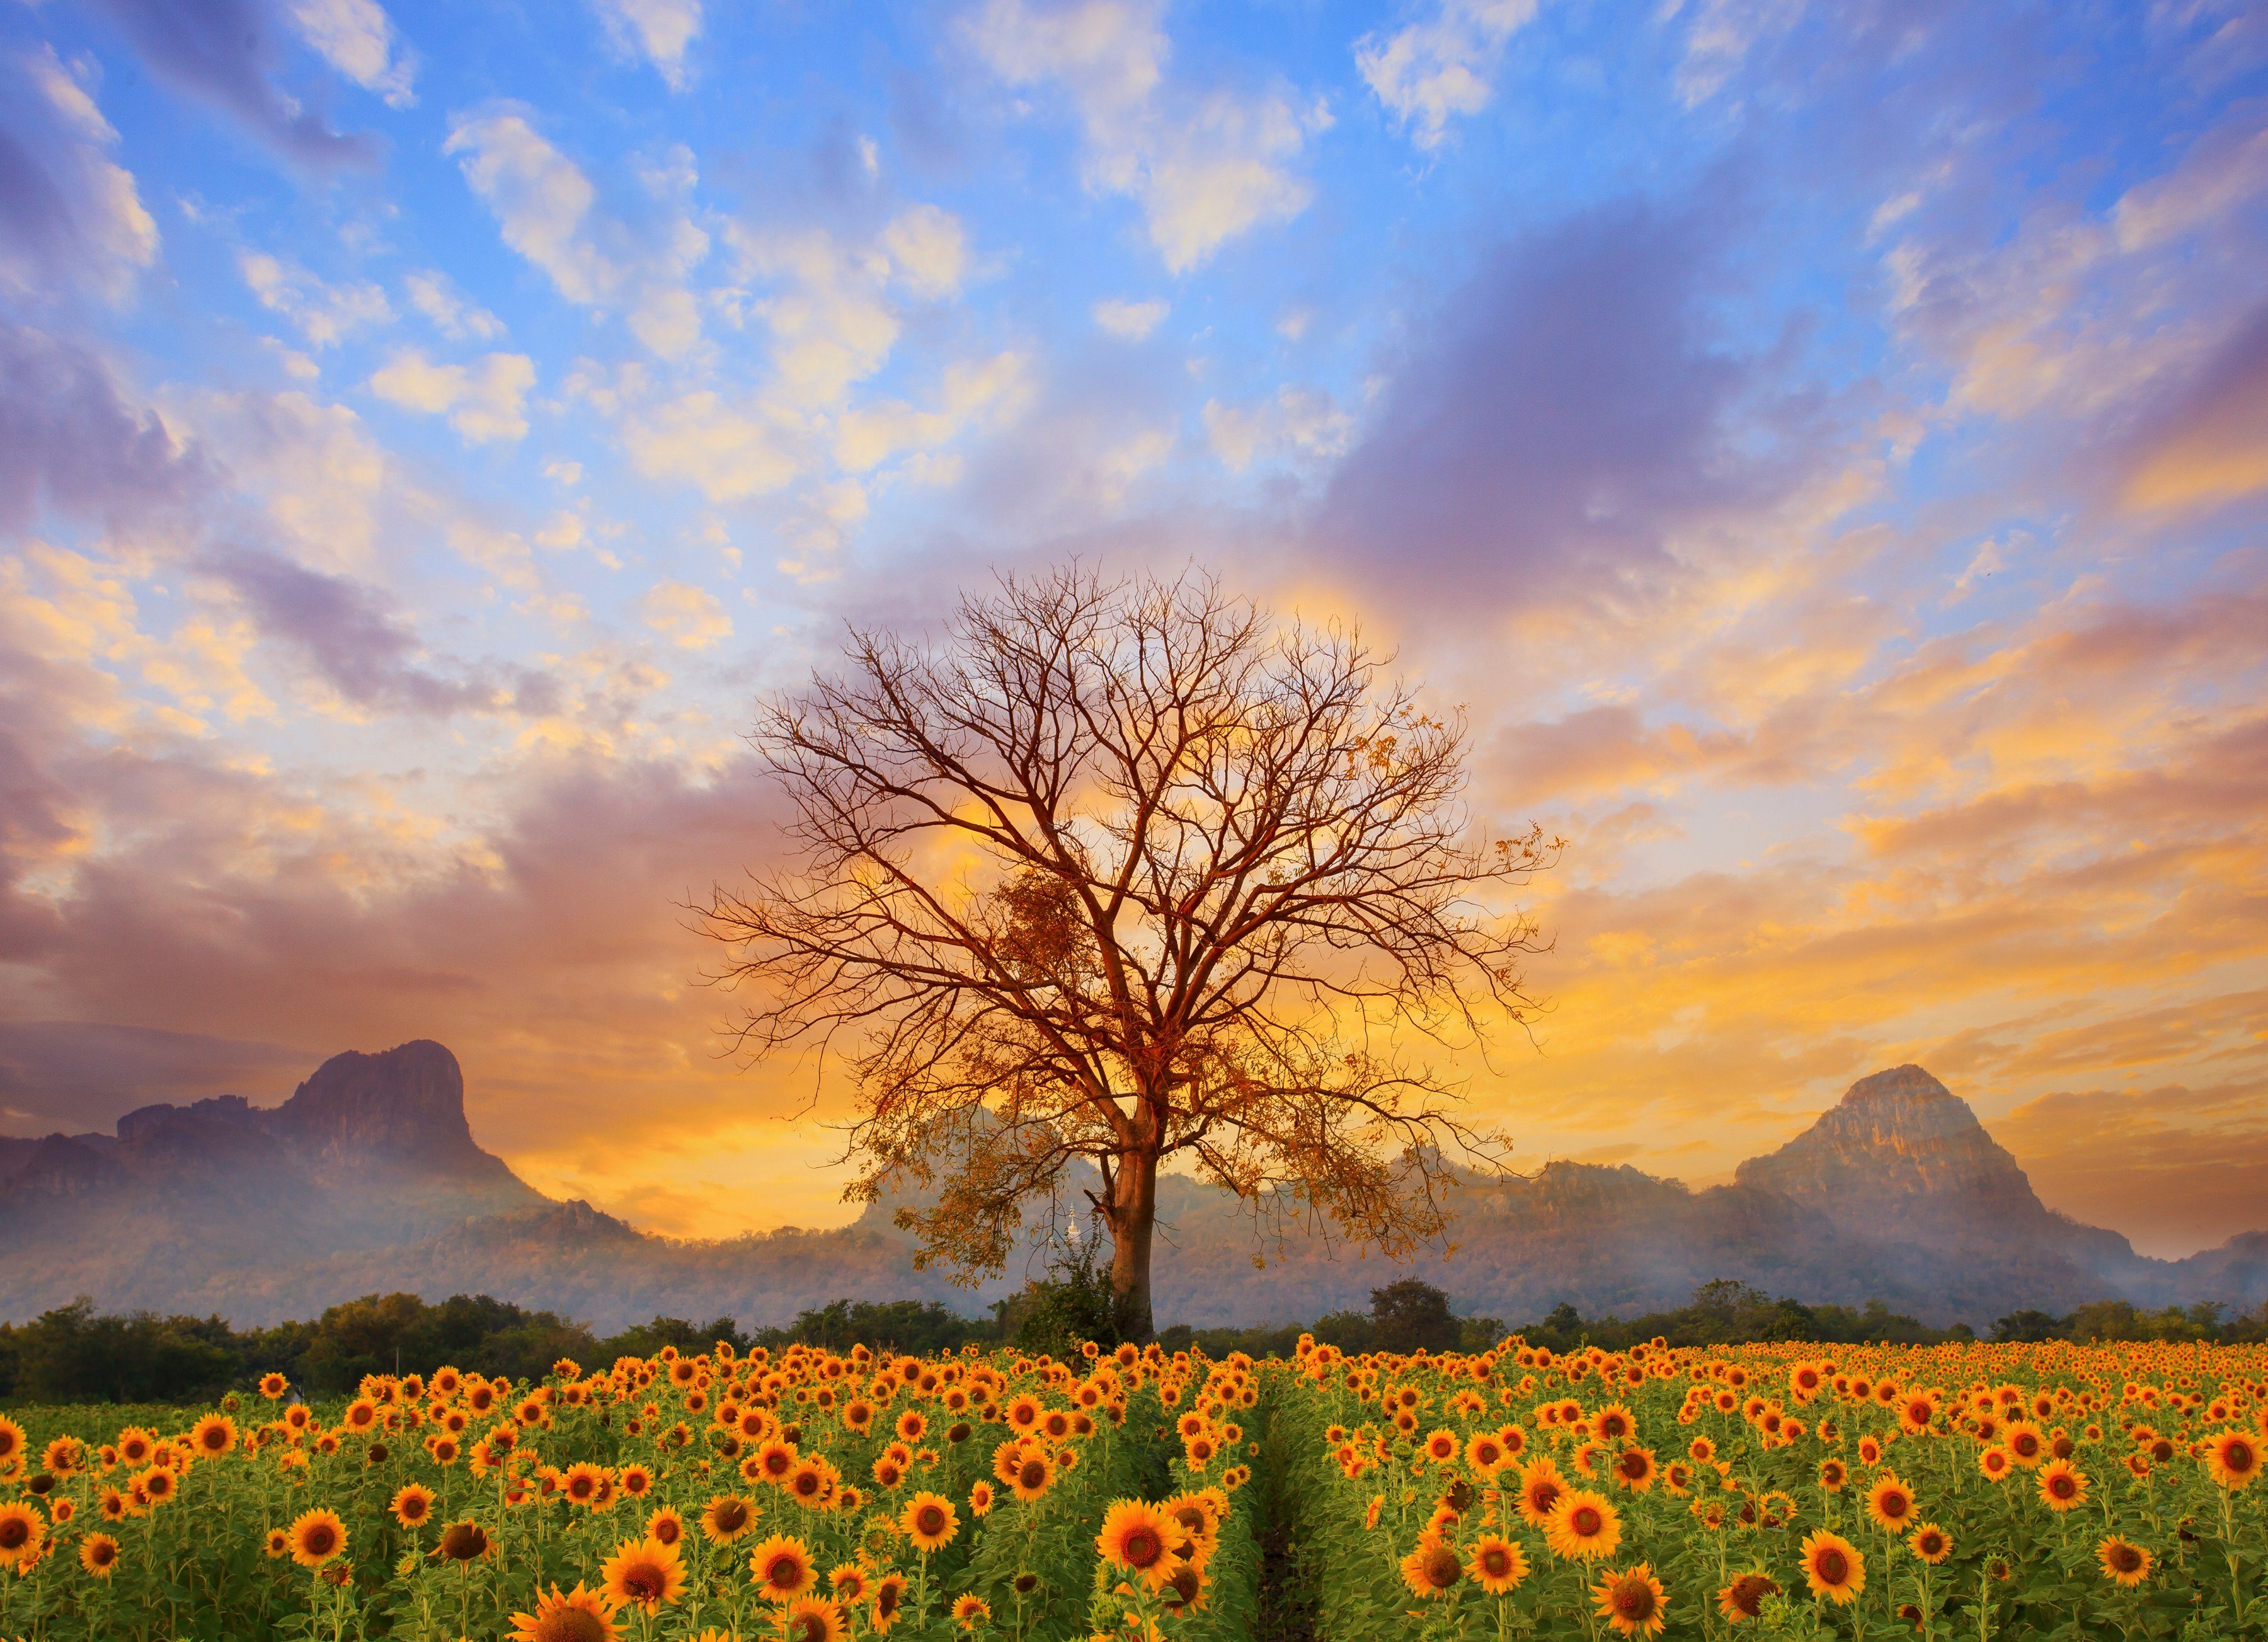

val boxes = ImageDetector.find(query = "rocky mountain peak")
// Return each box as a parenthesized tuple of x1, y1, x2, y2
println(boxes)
(1732, 1065, 2058, 1244)
(273, 1040, 490, 1171)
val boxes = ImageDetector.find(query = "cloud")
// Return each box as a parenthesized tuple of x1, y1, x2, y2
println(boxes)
(0, 46, 161, 306)
(239, 251, 394, 347)
(621, 390, 803, 502)
(190, 388, 392, 575)
(834, 352, 1032, 473)
(2112, 118, 2268, 253)
(0, 1021, 309, 1136)
(285, 0, 418, 108)
(445, 112, 617, 304)
(591, 0, 704, 91)
(1319, 200, 1771, 612)
(965, 0, 1325, 273)
(369, 349, 537, 444)
(0, 321, 207, 534)
(726, 228, 903, 406)
(445, 108, 709, 358)
(1201, 385, 1351, 472)
(880, 204, 971, 300)
(1669, 0, 1806, 108)
(2118, 306, 2268, 514)
(82, 0, 378, 167)
(1884, 105, 2268, 442)
(1356, 0, 1538, 150)
(638, 580, 731, 648)
(1092, 297, 1167, 340)
(1998, 1074, 2268, 1259)
(403, 270, 505, 342)
(202, 544, 545, 715)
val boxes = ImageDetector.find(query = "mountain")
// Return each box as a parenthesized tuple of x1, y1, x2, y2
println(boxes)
(0, 1047, 2260, 1332)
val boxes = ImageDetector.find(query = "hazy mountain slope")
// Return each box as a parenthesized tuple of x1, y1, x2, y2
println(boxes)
(0, 1045, 2260, 1331)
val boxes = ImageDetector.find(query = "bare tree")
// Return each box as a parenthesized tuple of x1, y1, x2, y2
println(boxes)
(696, 565, 1557, 1339)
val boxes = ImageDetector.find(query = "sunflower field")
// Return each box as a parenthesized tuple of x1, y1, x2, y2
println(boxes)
(0, 1333, 2260, 1641)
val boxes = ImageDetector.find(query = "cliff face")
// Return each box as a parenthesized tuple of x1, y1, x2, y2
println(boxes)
(0, 1048, 2260, 1332)
(269, 1040, 510, 1178)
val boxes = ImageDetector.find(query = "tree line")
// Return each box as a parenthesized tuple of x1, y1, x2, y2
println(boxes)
(14, 1275, 2259, 1406)
(0, 1294, 996, 1406)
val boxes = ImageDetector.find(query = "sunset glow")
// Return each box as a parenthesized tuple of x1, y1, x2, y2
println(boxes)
(3, 1, 2263, 1259)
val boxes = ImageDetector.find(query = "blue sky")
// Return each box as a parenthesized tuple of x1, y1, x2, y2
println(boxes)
(3, 0, 2265, 1255)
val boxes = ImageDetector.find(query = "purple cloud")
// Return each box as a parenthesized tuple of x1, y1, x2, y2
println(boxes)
(202, 545, 558, 718)
(82, 0, 378, 169)
(1318, 200, 1806, 612)
(0, 321, 207, 532)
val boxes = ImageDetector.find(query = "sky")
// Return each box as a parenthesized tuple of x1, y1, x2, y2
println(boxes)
(1, 0, 2264, 1261)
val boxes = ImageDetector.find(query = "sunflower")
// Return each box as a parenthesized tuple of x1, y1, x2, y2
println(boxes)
(777, 1596, 847, 1642)
(1800, 1530, 1864, 1604)
(1545, 1489, 1623, 1562)
(0, 1503, 42, 1566)
(1864, 1473, 1916, 1531)
(1612, 1446, 1658, 1493)
(507, 1582, 620, 1642)
(79, 1532, 121, 1578)
(968, 1480, 995, 1516)
(831, 1564, 869, 1602)
(870, 1572, 910, 1634)
(1591, 1563, 1667, 1639)
(1717, 1573, 1780, 1623)
(1096, 1500, 1175, 1588)
(753, 1440, 798, 1484)
(1593, 1403, 1636, 1444)
(618, 1462, 653, 1498)
(433, 1520, 491, 1563)
(0, 1416, 25, 1469)
(2097, 1535, 2153, 1587)
(749, 1534, 818, 1602)
(137, 1466, 177, 1504)
(1008, 1450, 1055, 1503)
(1898, 1391, 1940, 1435)
(952, 1594, 990, 1631)
(1978, 1445, 2012, 1481)
(189, 1406, 238, 1451)
(391, 1483, 437, 1528)
(701, 1493, 757, 1545)
(2004, 1422, 2046, 1468)
(784, 1457, 835, 1509)
(1399, 1535, 1464, 1599)
(2206, 1430, 2260, 1490)
(1909, 1522, 1952, 1564)
(1468, 1534, 1528, 1595)
(902, 1491, 958, 1552)
(641, 1505, 685, 1548)
(2037, 1458, 2088, 1512)
(600, 1534, 685, 1614)
(265, 1528, 290, 1559)
(288, 1507, 347, 1568)
(561, 1462, 607, 1506)
(1516, 1456, 1567, 1527)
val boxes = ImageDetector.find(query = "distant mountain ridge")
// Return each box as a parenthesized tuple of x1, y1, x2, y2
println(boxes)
(0, 1046, 2260, 1332)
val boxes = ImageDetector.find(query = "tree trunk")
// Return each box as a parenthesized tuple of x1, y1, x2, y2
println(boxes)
(1107, 1147, 1159, 1342)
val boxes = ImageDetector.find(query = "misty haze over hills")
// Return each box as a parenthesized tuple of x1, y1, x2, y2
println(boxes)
(0, 1043, 2260, 1333)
